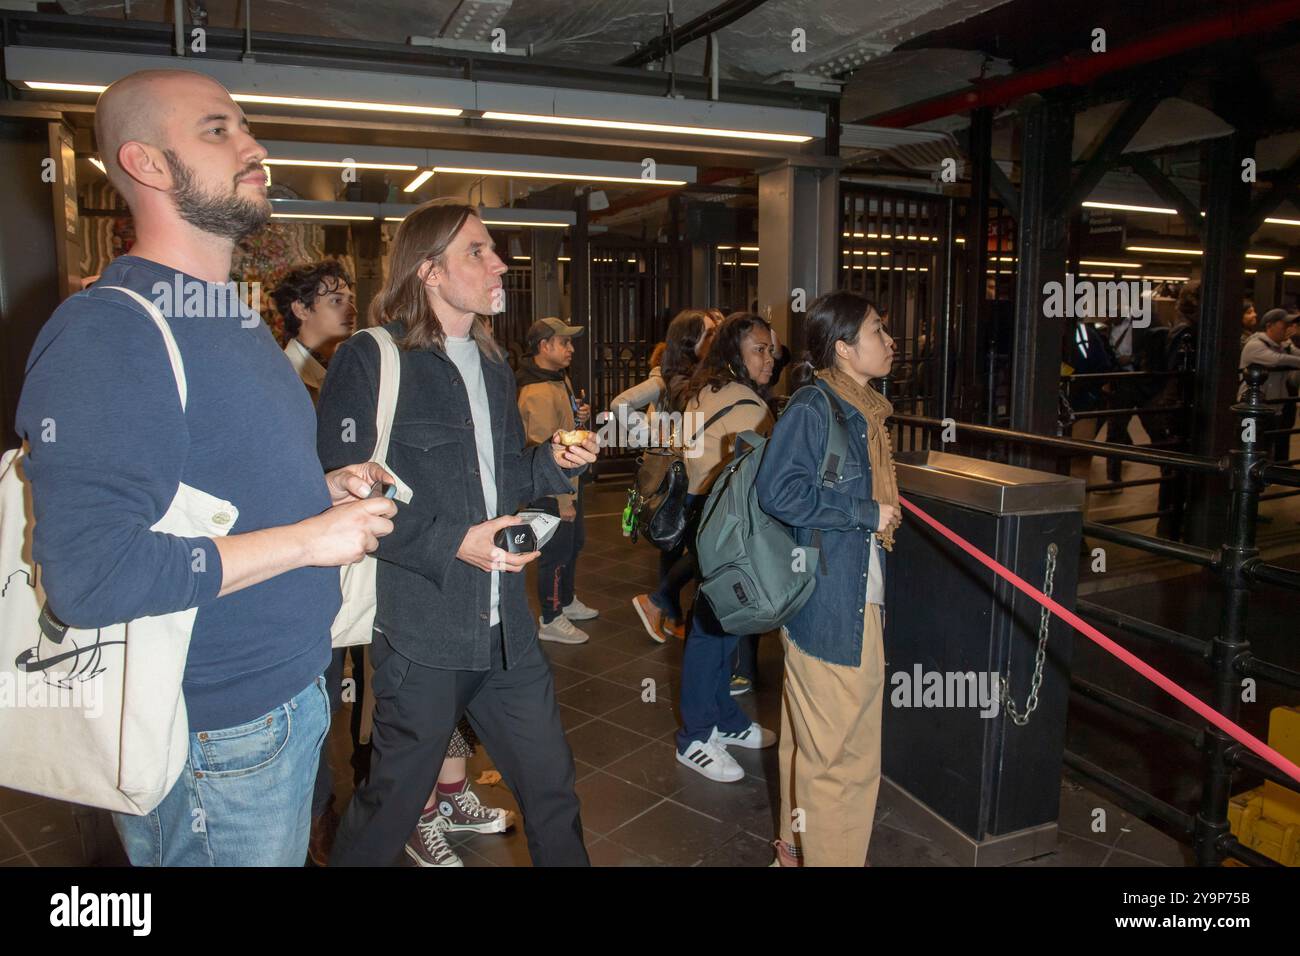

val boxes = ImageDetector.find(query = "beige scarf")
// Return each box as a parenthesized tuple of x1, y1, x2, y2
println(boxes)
(816, 367, 901, 550)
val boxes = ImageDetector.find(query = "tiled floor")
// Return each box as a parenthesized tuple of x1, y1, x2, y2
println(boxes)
(1, 476, 1227, 868)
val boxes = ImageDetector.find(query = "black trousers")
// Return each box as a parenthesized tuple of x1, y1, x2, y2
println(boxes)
(534, 484, 586, 623)
(329, 626, 589, 867)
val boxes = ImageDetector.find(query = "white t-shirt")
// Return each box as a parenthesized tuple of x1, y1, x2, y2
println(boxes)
(445, 334, 500, 626)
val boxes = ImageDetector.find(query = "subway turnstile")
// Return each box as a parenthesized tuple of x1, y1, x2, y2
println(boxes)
(882, 451, 1084, 866)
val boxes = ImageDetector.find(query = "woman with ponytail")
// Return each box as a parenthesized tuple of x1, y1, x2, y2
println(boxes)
(755, 290, 900, 867)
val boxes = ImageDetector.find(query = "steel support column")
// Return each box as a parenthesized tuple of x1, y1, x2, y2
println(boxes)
(756, 159, 839, 380)
(1010, 99, 1073, 470)
(957, 108, 993, 428)
(1185, 133, 1253, 547)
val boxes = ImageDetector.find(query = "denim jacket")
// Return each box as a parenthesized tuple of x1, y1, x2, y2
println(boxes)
(755, 381, 883, 667)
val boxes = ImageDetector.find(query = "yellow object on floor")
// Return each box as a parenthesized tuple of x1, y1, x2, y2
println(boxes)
(1227, 706, 1300, 866)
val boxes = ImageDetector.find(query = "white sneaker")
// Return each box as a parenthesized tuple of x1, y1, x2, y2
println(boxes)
(711, 722, 777, 750)
(676, 739, 744, 782)
(538, 614, 590, 644)
(562, 597, 599, 621)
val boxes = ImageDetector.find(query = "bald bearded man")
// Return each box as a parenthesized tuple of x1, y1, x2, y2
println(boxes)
(15, 70, 397, 866)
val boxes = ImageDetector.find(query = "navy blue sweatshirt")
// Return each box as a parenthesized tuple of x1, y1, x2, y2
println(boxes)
(15, 255, 336, 730)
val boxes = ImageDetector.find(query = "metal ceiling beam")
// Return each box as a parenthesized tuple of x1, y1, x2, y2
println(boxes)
(615, 0, 773, 68)
(1241, 151, 1300, 240)
(1125, 153, 1205, 240)
(1057, 89, 1163, 216)
(865, 0, 1300, 129)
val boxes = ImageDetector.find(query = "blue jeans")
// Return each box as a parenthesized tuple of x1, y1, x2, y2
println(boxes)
(113, 676, 331, 866)
(676, 591, 752, 752)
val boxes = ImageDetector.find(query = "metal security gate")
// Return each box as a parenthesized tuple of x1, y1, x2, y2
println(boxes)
(588, 239, 678, 474)
(839, 184, 947, 419)
(494, 239, 534, 373)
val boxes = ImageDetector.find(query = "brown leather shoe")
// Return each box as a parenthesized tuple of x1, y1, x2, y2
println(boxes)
(307, 803, 340, 867)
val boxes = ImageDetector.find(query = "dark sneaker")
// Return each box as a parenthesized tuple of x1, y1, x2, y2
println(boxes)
(729, 675, 753, 696)
(404, 811, 463, 867)
(437, 781, 515, 834)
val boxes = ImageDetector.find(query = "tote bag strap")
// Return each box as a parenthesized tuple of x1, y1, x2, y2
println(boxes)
(358, 326, 402, 463)
(100, 285, 188, 412)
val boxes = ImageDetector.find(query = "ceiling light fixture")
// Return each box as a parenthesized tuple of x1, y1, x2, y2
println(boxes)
(270, 213, 374, 221)
(431, 165, 685, 186)
(1126, 245, 1202, 256)
(1078, 260, 1142, 269)
(403, 170, 434, 192)
(1083, 200, 1178, 215)
(480, 110, 811, 144)
(88, 156, 106, 174)
(233, 93, 462, 116)
(22, 82, 463, 118)
(263, 159, 419, 171)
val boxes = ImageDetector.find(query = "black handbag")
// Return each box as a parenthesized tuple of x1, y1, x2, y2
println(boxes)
(627, 398, 761, 552)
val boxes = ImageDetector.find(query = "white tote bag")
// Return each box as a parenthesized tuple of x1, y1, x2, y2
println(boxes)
(330, 326, 412, 648)
(0, 286, 239, 815)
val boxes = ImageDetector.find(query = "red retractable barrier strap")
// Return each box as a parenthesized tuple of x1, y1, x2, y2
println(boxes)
(897, 496, 1300, 784)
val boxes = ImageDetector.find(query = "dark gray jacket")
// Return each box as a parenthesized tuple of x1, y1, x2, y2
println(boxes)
(316, 321, 579, 670)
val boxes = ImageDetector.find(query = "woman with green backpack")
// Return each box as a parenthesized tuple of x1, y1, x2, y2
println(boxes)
(755, 290, 900, 867)
(674, 312, 779, 783)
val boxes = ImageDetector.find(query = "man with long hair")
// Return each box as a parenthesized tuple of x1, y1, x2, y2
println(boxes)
(317, 199, 598, 866)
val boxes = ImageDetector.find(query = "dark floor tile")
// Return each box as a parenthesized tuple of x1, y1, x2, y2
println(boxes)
(0, 853, 32, 867)
(1103, 847, 1171, 867)
(599, 657, 680, 693)
(1111, 818, 1194, 865)
(557, 702, 595, 733)
(1056, 780, 1127, 847)
(602, 697, 681, 740)
(0, 787, 40, 816)
(1005, 834, 1110, 867)
(598, 602, 653, 631)
(3, 800, 78, 852)
(673, 768, 780, 838)
(459, 827, 532, 867)
(540, 641, 638, 678)
(29, 836, 90, 867)
(603, 740, 690, 798)
(0, 820, 22, 863)
(574, 771, 664, 836)
(586, 838, 653, 867)
(866, 820, 959, 867)
(698, 830, 775, 867)
(563, 719, 656, 770)
(546, 662, 591, 692)
(557, 677, 644, 717)
(604, 799, 742, 867)
(573, 759, 599, 782)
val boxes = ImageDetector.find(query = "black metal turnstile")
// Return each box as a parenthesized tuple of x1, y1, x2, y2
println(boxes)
(882, 451, 1084, 865)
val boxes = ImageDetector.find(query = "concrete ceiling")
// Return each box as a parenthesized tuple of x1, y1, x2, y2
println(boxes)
(55, 0, 1010, 83)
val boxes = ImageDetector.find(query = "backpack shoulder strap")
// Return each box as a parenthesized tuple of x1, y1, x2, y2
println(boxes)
(356, 326, 402, 463)
(689, 397, 762, 443)
(813, 381, 850, 488)
(100, 286, 187, 412)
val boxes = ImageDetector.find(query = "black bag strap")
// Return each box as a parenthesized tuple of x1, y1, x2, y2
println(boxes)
(689, 398, 763, 444)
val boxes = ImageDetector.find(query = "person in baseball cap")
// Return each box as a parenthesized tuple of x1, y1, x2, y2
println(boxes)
(517, 317, 598, 643)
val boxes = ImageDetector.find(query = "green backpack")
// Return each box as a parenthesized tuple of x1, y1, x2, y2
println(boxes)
(695, 382, 850, 634)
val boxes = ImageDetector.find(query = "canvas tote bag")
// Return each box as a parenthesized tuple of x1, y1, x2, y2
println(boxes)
(330, 326, 412, 648)
(0, 286, 239, 814)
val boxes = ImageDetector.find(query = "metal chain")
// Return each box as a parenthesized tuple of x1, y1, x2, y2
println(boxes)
(1001, 543, 1058, 727)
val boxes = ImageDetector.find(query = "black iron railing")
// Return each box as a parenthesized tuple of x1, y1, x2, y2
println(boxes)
(889, 364, 1300, 867)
